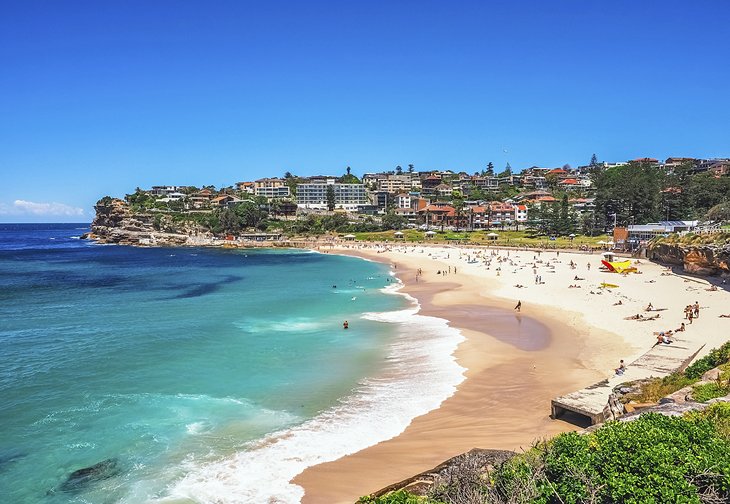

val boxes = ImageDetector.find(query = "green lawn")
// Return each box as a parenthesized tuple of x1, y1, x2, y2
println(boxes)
(347, 229, 610, 248)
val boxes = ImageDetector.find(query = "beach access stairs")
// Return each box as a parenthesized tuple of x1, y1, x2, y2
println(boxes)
(551, 333, 705, 425)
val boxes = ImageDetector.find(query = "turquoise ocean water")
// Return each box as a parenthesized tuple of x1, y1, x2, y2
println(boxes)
(0, 224, 464, 503)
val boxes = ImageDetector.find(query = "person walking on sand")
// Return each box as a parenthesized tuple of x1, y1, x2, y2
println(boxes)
(514, 300, 522, 312)
(693, 301, 700, 318)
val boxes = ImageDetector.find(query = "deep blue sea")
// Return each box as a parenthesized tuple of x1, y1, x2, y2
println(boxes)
(0, 224, 464, 503)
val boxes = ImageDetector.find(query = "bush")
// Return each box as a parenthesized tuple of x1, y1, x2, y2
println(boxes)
(692, 382, 730, 403)
(358, 490, 437, 503)
(491, 412, 730, 503)
(685, 342, 730, 380)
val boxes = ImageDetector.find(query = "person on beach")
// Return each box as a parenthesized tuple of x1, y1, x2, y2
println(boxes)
(688, 310, 694, 324)
(615, 360, 626, 375)
(514, 300, 522, 312)
(693, 301, 700, 318)
(343, 320, 349, 330)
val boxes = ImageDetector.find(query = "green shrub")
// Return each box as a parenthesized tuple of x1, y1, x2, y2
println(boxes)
(685, 341, 730, 380)
(692, 382, 730, 402)
(491, 412, 730, 503)
(358, 490, 437, 503)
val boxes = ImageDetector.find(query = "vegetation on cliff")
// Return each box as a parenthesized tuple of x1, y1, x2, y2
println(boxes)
(361, 403, 730, 504)
(650, 232, 730, 247)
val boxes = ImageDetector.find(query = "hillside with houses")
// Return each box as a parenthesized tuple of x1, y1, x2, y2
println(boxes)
(90, 156, 730, 248)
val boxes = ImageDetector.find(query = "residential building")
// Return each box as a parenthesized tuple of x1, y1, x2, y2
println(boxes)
(376, 174, 420, 193)
(211, 195, 244, 209)
(394, 193, 412, 209)
(468, 205, 490, 229)
(296, 179, 368, 211)
(370, 191, 391, 211)
(696, 158, 730, 173)
(150, 185, 186, 196)
(708, 161, 730, 177)
(663, 157, 696, 172)
(515, 204, 528, 222)
(187, 189, 214, 209)
(489, 202, 516, 226)
(420, 174, 442, 195)
(236, 181, 256, 194)
(434, 183, 453, 198)
(254, 178, 291, 199)
(418, 202, 456, 228)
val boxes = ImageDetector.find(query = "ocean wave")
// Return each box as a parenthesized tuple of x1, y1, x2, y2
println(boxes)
(234, 318, 327, 333)
(157, 285, 466, 504)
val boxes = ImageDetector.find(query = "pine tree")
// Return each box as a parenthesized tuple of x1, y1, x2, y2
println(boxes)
(326, 185, 336, 211)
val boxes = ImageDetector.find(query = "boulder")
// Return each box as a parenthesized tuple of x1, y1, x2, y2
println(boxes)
(365, 449, 515, 499)
(59, 458, 121, 493)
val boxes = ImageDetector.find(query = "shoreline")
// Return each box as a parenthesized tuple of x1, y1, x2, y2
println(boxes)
(293, 243, 730, 503)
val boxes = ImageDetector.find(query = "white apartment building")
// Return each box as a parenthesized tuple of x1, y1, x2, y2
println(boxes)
(254, 178, 291, 200)
(377, 176, 413, 193)
(296, 179, 368, 211)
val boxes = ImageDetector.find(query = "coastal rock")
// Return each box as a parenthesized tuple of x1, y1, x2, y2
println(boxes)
(59, 458, 121, 493)
(648, 242, 730, 276)
(89, 198, 210, 247)
(363, 448, 515, 500)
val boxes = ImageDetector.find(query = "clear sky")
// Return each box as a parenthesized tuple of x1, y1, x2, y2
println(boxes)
(1, 0, 729, 222)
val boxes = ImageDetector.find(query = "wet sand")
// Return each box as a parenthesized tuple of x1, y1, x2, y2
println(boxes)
(294, 247, 628, 503)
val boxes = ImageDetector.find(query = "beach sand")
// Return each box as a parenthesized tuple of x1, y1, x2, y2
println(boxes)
(294, 243, 729, 503)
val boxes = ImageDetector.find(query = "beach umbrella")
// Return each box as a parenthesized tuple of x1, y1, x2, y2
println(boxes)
(569, 233, 576, 237)
(425, 230, 436, 239)
(343, 234, 356, 240)
(597, 240, 606, 245)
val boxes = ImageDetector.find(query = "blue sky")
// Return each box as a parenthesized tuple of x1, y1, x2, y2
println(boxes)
(1, 1, 729, 222)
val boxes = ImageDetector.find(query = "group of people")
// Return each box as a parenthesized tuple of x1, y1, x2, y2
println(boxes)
(684, 302, 700, 323)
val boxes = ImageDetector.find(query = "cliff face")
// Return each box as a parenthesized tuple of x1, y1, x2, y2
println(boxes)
(85, 199, 209, 246)
(648, 242, 730, 275)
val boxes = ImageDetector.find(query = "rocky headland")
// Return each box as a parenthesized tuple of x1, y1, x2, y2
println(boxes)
(649, 240, 730, 276)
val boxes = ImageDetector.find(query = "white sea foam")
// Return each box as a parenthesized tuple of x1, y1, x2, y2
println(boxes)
(235, 318, 326, 333)
(156, 281, 466, 504)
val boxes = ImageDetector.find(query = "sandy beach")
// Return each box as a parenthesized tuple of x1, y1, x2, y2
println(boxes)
(294, 243, 730, 503)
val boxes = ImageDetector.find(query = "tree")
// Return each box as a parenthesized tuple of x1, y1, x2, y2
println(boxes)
(284, 171, 293, 179)
(591, 160, 665, 229)
(498, 163, 512, 178)
(705, 202, 730, 223)
(381, 212, 407, 230)
(408, 164, 415, 173)
(557, 194, 576, 235)
(346, 166, 351, 176)
(452, 197, 465, 231)
(590, 154, 599, 167)
(219, 208, 240, 235)
(486, 162, 494, 176)
(234, 200, 268, 229)
(326, 185, 336, 211)
(395, 165, 403, 175)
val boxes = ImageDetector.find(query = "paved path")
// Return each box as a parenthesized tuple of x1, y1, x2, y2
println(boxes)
(551, 331, 704, 425)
